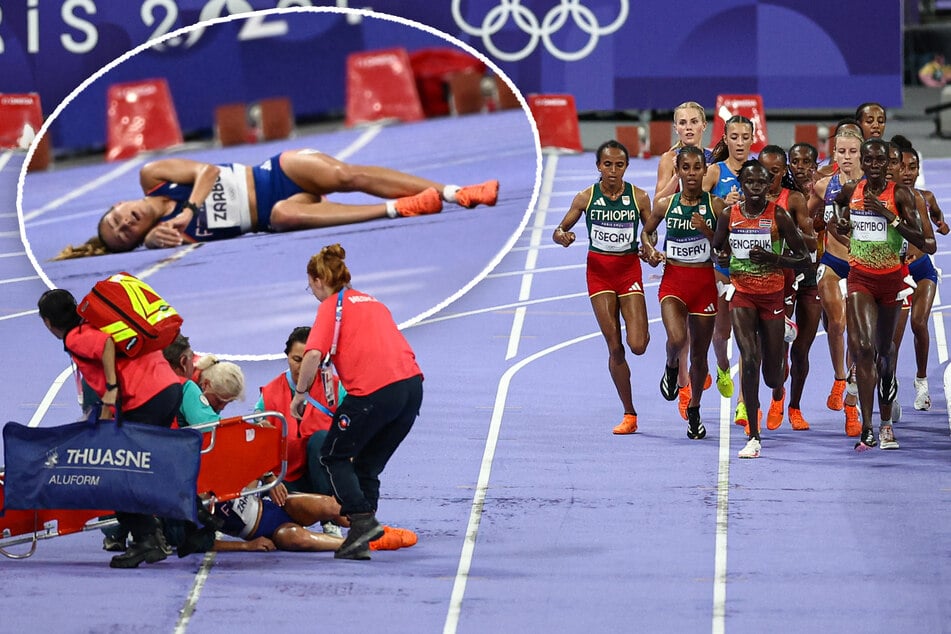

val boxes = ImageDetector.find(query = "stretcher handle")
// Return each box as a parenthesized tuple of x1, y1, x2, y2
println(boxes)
(190, 411, 288, 507)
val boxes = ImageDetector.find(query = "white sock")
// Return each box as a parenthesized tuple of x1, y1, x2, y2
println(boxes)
(442, 185, 460, 203)
(385, 200, 398, 218)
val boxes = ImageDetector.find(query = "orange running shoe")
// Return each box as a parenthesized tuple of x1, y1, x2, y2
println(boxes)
(844, 404, 861, 437)
(678, 385, 691, 420)
(703, 373, 713, 391)
(788, 407, 810, 431)
(395, 187, 442, 217)
(766, 389, 785, 430)
(369, 526, 418, 551)
(456, 179, 499, 208)
(613, 413, 638, 434)
(827, 379, 846, 411)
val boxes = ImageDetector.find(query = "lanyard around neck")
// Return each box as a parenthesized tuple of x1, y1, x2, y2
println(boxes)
(285, 369, 333, 417)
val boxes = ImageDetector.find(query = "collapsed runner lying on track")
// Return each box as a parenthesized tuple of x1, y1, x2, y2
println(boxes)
(55, 149, 499, 258)
(169, 490, 417, 558)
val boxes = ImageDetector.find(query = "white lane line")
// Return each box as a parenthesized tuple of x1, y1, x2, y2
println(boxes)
(26, 365, 75, 428)
(21, 158, 145, 222)
(0, 275, 39, 285)
(0, 309, 38, 322)
(443, 329, 602, 634)
(505, 153, 559, 360)
(712, 362, 738, 634)
(333, 125, 382, 161)
(174, 552, 217, 634)
(945, 363, 951, 436)
(933, 285, 947, 364)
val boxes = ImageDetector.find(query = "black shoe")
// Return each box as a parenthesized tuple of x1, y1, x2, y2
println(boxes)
(686, 406, 706, 440)
(854, 428, 878, 452)
(197, 501, 225, 532)
(335, 547, 371, 561)
(660, 364, 679, 401)
(109, 535, 168, 569)
(177, 525, 215, 558)
(335, 513, 384, 560)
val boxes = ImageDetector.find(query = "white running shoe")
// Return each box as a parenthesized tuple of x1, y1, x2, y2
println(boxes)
(914, 377, 932, 411)
(321, 521, 344, 538)
(879, 424, 900, 450)
(738, 438, 761, 459)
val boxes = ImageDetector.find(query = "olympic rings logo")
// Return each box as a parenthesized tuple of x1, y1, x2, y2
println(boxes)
(452, 0, 629, 62)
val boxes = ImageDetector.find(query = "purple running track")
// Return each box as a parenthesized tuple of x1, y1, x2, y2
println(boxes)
(1, 147, 950, 633)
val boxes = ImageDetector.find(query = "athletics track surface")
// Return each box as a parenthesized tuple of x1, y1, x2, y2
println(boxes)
(0, 114, 949, 633)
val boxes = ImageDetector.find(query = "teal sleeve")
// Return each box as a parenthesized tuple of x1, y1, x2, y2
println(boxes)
(254, 393, 265, 412)
(178, 380, 220, 427)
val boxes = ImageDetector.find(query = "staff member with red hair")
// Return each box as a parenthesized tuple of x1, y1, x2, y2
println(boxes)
(291, 243, 423, 560)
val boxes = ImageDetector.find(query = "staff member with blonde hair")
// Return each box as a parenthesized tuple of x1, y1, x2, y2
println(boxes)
(291, 244, 423, 560)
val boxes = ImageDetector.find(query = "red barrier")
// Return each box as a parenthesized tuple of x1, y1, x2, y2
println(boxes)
(0, 93, 43, 149)
(527, 94, 583, 153)
(711, 94, 769, 153)
(615, 125, 641, 158)
(495, 75, 522, 111)
(215, 103, 253, 147)
(257, 97, 294, 141)
(409, 47, 487, 118)
(448, 71, 485, 115)
(648, 121, 672, 158)
(0, 93, 51, 171)
(345, 48, 424, 126)
(105, 78, 183, 162)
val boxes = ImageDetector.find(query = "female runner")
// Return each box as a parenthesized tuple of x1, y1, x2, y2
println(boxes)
(553, 140, 652, 435)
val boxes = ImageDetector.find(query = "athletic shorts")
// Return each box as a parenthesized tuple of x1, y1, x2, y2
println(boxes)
(848, 267, 905, 306)
(253, 152, 308, 230)
(783, 268, 820, 306)
(818, 251, 850, 280)
(659, 262, 717, 315)
(249, 498, 295, 540)
(909, 254, 939, 284)
(730, 288, 785, 320)
(586, 251, 644, 297)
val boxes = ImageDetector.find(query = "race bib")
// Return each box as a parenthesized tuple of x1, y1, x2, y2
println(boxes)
(666, 235, 710, 263)
(823, 203, 835, 224)
(728, 231, 771, 260)
(851, 209, 887, 242)
(228, 493, 261, 539)
(590, 223, 634, 252)
(203, 165, 249, 230)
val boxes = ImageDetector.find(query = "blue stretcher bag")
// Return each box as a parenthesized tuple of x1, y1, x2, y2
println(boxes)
(2, 412, 201, 523)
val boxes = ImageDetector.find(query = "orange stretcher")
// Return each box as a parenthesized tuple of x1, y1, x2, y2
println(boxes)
(0, 411, 287, 559)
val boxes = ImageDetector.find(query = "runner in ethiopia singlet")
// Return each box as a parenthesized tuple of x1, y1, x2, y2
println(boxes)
(664, 191, 718, 264)
(584, 181, 641, 255)
(147, 164, 254, 242)
(728, 200, 785, 295)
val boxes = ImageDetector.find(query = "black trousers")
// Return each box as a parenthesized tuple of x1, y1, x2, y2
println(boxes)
(116, 383, 183, 540)
(319, 375, 423, 516)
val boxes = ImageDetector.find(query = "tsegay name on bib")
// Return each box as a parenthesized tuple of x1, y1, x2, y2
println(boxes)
(590, 223, 635, 252)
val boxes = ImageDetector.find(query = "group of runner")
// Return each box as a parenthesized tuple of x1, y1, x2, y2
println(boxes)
(554, 101, 947, 459)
